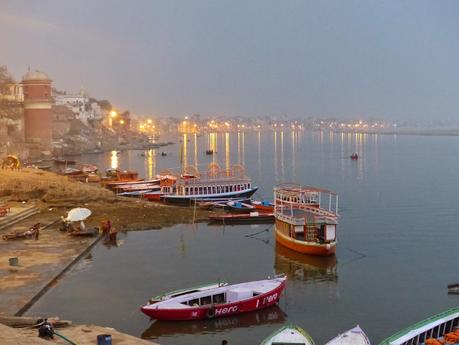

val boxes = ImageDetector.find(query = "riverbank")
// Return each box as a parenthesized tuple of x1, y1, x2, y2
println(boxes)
(0, 323, 159, 345)
(0, 168, 211, 343)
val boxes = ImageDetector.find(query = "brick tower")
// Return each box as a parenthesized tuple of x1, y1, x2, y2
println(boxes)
(22, 70, 52, 150)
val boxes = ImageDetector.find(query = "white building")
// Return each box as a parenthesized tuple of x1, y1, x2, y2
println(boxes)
(54, 90, 103, 124)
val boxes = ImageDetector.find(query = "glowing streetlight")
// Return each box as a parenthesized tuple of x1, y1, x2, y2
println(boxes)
(147, 119, 152, 124)
(120, 119, 125, 125)
(110, 110, 117, 118)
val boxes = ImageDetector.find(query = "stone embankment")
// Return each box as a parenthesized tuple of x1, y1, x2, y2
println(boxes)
(0, 168, 209, 344)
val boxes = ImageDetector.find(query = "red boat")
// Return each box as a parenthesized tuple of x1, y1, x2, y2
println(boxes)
(208, 212, 275, 224)
(140, 275, 286, 321)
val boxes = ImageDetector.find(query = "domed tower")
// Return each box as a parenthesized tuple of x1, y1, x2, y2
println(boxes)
(22, 70, 52, 149)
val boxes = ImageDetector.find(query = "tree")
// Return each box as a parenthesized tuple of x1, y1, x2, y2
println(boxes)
(97, 100, 112, 111)
(0, 65, 14, 92)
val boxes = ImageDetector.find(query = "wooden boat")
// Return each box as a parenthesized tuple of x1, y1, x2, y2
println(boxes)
(261, 324, 315, 345)
(227, 200, 255, 213)
(325, 325, 371, 345)
(448, 283, 459, 295)
(274, 183, 339, 256)
(54, 158, 76, 165)
(208, 212, 275, 224)
(143, 191, 164, 201)
(252, 200, 274, 212)
(379, 307, 459, 345)
(161, 164, 258, 204)
(117, 188, 160, 197)
(148, 282, 228, 304)
(140, 275, 286, 320)
(105, 178, 160, 189)
(114, 183, 160, 194)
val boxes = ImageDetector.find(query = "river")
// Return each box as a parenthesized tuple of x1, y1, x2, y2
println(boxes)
(27, 131, 459, 344)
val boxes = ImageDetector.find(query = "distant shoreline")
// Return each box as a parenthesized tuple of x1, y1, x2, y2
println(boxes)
(331, 128, 459, 137)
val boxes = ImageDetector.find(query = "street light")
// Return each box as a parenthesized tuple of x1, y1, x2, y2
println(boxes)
(109, 110, 118, 128)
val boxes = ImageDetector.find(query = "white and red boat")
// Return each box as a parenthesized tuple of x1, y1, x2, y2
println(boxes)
(140, 275, 286, 321)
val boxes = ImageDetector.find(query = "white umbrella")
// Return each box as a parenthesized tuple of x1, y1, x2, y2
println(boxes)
(66, 208, 92, 222)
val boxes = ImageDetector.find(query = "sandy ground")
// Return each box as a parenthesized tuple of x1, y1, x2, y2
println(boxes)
(0, 168, 212, 343)
(0, 323, 159, 345)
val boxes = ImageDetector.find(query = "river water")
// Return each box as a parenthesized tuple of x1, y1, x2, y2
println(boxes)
(27, 131, 459, 344)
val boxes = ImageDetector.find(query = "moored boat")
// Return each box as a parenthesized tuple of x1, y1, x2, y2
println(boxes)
(148, 282, 228, 304)
(226, 200, 255, 213)
(252, 200, 274, 212)
(140, 275, 286, 320)
(274, 183, 339, 256)
(161, 163, 258, 204)
(448, 283, 459, 295)
(379, 307, 459, 345)
(325, 325, 371, 345)
(208, 212, 275, 224)
(261, 324, 315, 345)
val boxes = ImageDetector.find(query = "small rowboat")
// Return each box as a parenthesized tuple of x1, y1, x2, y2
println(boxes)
(148, 282, 228, 304)
(448, 283, 459, 295)
(261, 324, 315, 345)
(208, 212, 275, 224)
(227, 200, 255, 213)
(252, 200, 274, 212)
(325, 325, 371, 345)
(140, 275, 286, 321)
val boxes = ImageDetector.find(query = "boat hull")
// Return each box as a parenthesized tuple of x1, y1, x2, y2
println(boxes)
(261, 324, 315, 345)
(325, 325, 370, 345)
(276, 229, 336, 256)
(141, 278, 285, 321)
(161, 187, 258, 205)
(209, 213, 274, 224)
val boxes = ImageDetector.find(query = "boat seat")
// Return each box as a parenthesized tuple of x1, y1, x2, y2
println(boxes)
(163, 302, 191, 309)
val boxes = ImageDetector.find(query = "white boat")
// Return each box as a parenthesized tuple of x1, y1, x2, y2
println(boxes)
(379, 307, 459, 345)
(325, 325, 371, 345)
(261, 324, 315, 345)
(148, 281, 228, 304)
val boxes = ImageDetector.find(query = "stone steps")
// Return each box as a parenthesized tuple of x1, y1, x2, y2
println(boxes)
(0, 207, 41, 231)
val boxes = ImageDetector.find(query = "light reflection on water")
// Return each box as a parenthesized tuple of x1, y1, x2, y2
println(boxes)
(27, 132, 459, 344)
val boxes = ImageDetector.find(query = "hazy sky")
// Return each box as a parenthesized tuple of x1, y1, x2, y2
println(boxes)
(1, 1, 458, 120)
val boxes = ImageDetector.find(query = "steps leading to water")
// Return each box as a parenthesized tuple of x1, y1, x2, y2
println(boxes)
(0, 207, 41, 231)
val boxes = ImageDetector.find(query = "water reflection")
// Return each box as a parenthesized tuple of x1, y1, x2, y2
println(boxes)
(274, 131, 278, 179)
(141, 305, 286, 339)
(225, 132, 230, 171)
(257, 131, 261, 180)
(182, 134, 188, 169)
(280, 131, 284, 178)
(274, 244, 338, 283)
(147, 149, 156, 179)
(194, 134, 198, 168)
(110, 150, 118, 169)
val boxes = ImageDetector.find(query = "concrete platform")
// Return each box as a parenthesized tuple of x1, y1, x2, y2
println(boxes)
(0, 323, 159, 345)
